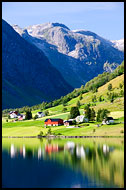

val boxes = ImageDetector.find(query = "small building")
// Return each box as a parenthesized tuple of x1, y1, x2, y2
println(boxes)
(64, 120, 73, 126)
(44, 118, 64, 126)
(37, 112, 45, 118)
(18, 114, 26, 121)
(9, 111, 18, 119)
(102, 117, 114, 125)
(75, 115, 88, 123)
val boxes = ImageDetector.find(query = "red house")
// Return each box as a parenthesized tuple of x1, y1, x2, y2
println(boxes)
(44, 118, 63, 126)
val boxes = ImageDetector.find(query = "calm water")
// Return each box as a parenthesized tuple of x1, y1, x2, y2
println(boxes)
(2, 138, 124, 188)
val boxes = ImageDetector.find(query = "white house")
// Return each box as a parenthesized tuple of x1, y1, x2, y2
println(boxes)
(9, 111, 18, 119)
(102, 117, 114, 125)
(37, 112, 45, 118)
(18, 114, 26, 120)
(75, 115, 89, 123)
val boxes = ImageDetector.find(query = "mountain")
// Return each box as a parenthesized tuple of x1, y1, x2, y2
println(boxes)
(2, 20, 73, 109)
(111, 39, 124, 52)
(13, 22, 124, 88)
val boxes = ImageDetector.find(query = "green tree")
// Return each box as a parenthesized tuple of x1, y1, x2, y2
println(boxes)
(90, 108, 96, 121)
(81, 85, 84, 89)
(79, 93, 83, 100)
(84, 105, 91, 121)
(108, 83, 112, 91)
(96, 109, 110, 122)
(44, 110, 49, 116)
(25, 110, 32, 120)
(62, 107, 67, 112)
(119, 83, 123, 89)
(98, 95, 102, 102)
(92, 87, 98, 93)
(47, 128, 52, 135)
(39, 131, 43, 136)
(70, 106, 80, 119)
(92, 95, 97, 102)
(120, 90, 124, 96)
(41, 101, 46, 110)
(33, 114, 38, 120)
(107, 92, 117, 103)
(76, 100, 81, 108)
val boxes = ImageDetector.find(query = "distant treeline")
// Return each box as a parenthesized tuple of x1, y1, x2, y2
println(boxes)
(2, 61, 124, 116)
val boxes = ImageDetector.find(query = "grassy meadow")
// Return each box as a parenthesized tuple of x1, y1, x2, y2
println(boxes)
(2, 74, 124, 137)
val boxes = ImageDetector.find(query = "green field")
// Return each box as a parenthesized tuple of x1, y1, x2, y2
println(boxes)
(2, 112, 124, 137)
(2, 74, 124, 137)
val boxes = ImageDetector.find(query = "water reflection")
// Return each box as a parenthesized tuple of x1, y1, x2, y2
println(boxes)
(9, 142, 113, 160)
(3, 138, 124, 188)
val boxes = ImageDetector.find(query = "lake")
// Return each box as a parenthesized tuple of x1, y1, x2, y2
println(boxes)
(2, 138, 124, 188)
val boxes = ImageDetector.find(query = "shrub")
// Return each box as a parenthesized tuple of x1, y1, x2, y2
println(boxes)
(119, 83, 123, 89)
(39, 131, 43, 136)
(47, 128, 52, 135)
(57, 133, 62, 135)
(72, 120, 76, 125)
(92, 95, 97, 102)
(98, 95, 102, 102)
(120, 90, 124, 96)
(108, 83, 112, 91)
(120, 130, 124, 133)
(93, 129, 96, 133)
(44, 110, 49, 116)
(81, 123, 89, 126)
(33, 114, 38, 120)
(62, 107, 67, 112)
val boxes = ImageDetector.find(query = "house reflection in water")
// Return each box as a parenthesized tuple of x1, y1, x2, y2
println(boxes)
(38, 147, 42, 159)
(23, 145, 25, 158)
(45, 144, 58, 155)
(103, 144, 109, 154)
(10, 144, 26, 159)
(64, 142, 75, 155)
(38, 147, 45, 160)
(10, 144, 17, 158)
(76, 146, 86, 159)
(45, 144, 64, 155)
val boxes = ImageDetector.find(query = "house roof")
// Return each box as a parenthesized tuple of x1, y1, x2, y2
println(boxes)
(45, 118, 62, 122)
(64, 120, 72, 123)
(107, 117, 114, 120)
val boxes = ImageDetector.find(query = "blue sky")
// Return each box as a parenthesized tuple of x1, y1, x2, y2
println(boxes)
(2, 2, 124, 40)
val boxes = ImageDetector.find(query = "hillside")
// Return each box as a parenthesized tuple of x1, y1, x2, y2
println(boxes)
(2, 19, 73, 109)
(34, 73, 124, 116)
(13, 22, 124, 88)
(2, 73, 124, 137)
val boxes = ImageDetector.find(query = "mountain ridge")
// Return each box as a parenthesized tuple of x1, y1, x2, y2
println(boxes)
(13, 21, 124, 88)
(2, 19, 73, 109)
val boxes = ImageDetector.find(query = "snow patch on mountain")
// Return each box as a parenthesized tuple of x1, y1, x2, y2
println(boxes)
(111, 39, 124, 51)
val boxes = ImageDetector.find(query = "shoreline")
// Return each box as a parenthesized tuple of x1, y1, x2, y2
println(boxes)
(2, 135, 124, 138)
